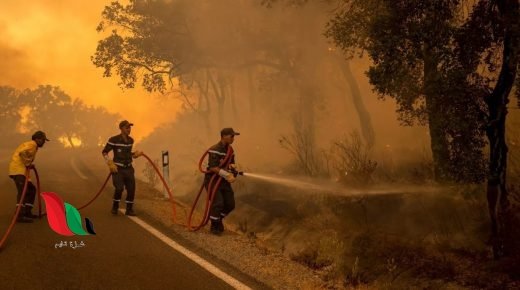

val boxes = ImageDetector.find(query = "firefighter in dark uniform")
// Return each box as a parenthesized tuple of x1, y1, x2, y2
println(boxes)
(102, 120, 142, 216)
(206, 128, 240, 235)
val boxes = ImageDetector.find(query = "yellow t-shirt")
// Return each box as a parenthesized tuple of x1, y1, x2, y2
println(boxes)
(8, 140, 38, 176)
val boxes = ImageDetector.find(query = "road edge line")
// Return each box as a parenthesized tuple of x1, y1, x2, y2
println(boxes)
(122, 211, 252, 290)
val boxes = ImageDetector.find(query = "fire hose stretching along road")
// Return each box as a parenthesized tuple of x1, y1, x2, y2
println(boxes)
(1, 145, 428, 250)
(0, 147, 239, 247)
(0, 149, 252, 289)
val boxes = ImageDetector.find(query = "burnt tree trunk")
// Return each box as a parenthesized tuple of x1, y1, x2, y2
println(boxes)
(246, 68, 257, 115)
(424, 48, 451, 182)
(485, 0, 519, 260)
(339, 59, 376, 147)
(194, 78, 212, 139)
(208, 70, 226, 128)
(246, 68, 257, 129)
(228, 77, 240, 124)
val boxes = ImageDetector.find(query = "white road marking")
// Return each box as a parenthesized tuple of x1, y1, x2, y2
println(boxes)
(120, 210, 252, 290)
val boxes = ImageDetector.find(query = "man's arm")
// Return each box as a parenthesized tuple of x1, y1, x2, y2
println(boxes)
(102, 141, 118, 173)
(208, 150, 222, 174)
(19, 149, 35, 166)
(101, 140, 113, 162)
(132, 150, 143, 158)
(207, 150, 235, 182)
(230, 154, 236, 167)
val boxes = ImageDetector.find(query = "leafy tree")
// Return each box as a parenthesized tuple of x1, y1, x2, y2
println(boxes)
(92, 1, 257, 129)
(478, 0, 519, 259)
(0, 86, 22, 133)
(329, 0, 520, 257)
(326, 0, 488, 182)
(0, 86, 25, 146)
(19, 86, 77, 147)
(19, 85, 120, 148)
(93, 0, 382, 179)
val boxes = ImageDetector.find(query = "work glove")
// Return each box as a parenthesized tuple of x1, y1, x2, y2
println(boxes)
(107, 160, 118, 173)
(228, 164, 239, 177)
(225, 174, 236, 183)
(218, 169, 236, 183)
(132, 151, 143, 158)
(228, 164, 244, 177)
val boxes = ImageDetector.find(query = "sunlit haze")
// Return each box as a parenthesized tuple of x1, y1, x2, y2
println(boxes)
(0, 0, 181, 140)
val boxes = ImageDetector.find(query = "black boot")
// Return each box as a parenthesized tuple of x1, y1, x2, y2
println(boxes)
(111, 201, 119, 215)
(16, 216, 33, 223)
(24, 206, 38, 219)
(218, 214, 226, 233)
(210, 219, 222, 235)
(125, 203, 136, 216)
(16, 207, 33, 223)
(217, 220, 224, 233)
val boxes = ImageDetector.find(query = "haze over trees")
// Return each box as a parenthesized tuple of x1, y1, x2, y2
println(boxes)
(92, 0, 519, 261)
(327, 0, 519, 258)
(92, 0, 376, 162)
(0, 85, 120, 148)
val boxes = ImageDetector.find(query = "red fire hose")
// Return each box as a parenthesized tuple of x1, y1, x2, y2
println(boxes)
(37, 173, 111, 218)
(187, 146, 234, 231)
(1, 148, 232, 250)
(141, 153, 186, 223)
(36, 153, 181, 220)
(0, 168, 35, 250)
(76, 174, 111, 212)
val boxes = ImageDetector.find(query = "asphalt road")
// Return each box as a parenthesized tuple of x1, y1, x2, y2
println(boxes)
(0, 151, 241, 290)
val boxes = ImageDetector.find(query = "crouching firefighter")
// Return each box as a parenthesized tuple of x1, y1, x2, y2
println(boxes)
(205, 128, 241, 235)
(102, 120, 143, 216)
(8, 131, 49, 223)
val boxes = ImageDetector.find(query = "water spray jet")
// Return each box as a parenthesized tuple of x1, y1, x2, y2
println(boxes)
(242, 172, 441, 197)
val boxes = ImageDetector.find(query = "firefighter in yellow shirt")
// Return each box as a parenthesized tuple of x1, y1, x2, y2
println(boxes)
(8, 131, 49, 223)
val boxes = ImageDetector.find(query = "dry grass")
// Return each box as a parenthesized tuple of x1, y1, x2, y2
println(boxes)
(331, 131, 378, 186)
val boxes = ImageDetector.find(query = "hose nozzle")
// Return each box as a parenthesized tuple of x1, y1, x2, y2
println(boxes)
(230, 169, 244, 177)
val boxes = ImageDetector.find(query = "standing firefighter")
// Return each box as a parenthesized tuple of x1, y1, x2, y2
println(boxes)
(206, 128, 240, 235)
(8, 131, 49, 223)
(102, 120, 142, 216)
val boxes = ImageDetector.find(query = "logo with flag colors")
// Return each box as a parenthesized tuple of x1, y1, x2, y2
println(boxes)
(41, 192, 96, 236)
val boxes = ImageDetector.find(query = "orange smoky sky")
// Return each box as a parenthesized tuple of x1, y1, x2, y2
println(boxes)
(0, 0, 182, 141)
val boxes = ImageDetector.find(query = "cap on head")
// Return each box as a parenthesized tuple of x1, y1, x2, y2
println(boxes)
(220, 127, 240, 137)
(119, 120, 134, 129)
(32, 131, 50, 141)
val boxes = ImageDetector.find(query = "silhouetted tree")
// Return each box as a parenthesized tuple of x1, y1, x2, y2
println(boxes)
(92, 1, 236, 128)
(327, 0, 488, 183)
(19, 85, 120, 148)
(480, 0, 519, 259)
(0, 86, 25, 146)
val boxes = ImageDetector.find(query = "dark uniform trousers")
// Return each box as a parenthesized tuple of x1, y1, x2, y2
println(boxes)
(206, 176, 235, 220)
(10, 175, 36, 208)
(112, 166, 136, 204)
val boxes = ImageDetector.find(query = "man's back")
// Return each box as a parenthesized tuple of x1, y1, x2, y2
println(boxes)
(9, 141, 37, 176)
